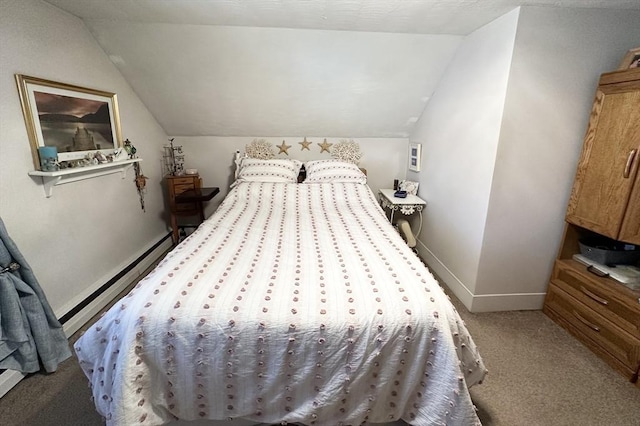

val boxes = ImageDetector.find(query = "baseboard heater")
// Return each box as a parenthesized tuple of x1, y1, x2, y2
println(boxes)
(0, 232, 173, 399)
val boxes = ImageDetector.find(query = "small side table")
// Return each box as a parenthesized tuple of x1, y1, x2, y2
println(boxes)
(378, 188, 427, 237)
(173, 186, 220, 244)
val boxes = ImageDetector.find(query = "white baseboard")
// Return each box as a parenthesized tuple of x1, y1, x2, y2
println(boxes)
(59, 235, 173, 338)
(416, 239, 476, 309)
(0, 370, 26, 399)
(0, 234, 172, 400)
(470, 292, 546, 312)
(416, 239, 546, 313)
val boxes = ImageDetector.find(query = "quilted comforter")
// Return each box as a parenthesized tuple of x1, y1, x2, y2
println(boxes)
(75, 182, 486, 425)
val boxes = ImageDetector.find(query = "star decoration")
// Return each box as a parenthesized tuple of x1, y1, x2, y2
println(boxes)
(318, 139, 333, 154)
(277, 140, 291, 155)
(299, 137, 312, 151)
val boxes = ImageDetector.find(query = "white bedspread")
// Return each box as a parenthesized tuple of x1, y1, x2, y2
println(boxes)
(75, 182, 486, 426)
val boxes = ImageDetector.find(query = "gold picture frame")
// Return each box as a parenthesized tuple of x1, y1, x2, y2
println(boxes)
(15, 74, 123, 170)
(617, 47, 640, 70)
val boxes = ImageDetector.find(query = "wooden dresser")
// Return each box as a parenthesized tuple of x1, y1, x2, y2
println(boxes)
(165, 174, 202, 244)
(543, 67, 640, 387)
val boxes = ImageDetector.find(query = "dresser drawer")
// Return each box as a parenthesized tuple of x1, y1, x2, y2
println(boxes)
(546, 283, 640, 371)
(552, 260, 640, 339)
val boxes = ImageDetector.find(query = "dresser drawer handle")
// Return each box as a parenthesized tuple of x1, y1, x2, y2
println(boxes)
(586, 265, 609, 278)
(623, 148, 637, 179)
(579, 286, 609, 305)
(573, 311, 600, 332)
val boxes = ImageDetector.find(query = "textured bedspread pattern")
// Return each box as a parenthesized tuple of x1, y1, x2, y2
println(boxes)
(75, 182, 486, 425)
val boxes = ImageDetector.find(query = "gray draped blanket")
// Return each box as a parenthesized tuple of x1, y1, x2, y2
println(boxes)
(0, 218, 71, 373)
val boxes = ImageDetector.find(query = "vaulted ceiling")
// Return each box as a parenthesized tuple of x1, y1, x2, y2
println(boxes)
(44, 0, 640, 137)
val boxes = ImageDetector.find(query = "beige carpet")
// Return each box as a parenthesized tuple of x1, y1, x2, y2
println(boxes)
(0, 281, 638, 426)
(459, 305, 640, 425)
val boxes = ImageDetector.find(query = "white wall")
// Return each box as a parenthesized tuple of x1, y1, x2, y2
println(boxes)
(0, 0, 169, 316)
(173, 136, 408, 216)
(411, 5, 640, 312)
(408, 8, 520, 307)
(473, 6, 640, 310)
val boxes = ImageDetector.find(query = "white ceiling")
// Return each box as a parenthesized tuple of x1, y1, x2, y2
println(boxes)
(43, 0, 640, 138)
(45, 0, 640, 35)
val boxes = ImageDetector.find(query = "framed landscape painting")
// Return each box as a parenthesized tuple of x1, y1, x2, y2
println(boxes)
(15, 74, 123, 170)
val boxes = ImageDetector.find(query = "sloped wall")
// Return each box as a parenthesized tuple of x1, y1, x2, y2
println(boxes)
(0, 0, 169, 318)
(83, 20, 462, 139)
(411, 5, 640, 312)
(409, 8, 520, 308)
(473, 6, 640, 311)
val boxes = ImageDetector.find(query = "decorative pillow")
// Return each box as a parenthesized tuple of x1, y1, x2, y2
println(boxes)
(303, 159, 367, 184)
(235, 158, 302, 184)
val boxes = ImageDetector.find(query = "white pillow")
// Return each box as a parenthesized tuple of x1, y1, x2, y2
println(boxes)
(235, 158, 302, 184)
(303, 159, 367, 184)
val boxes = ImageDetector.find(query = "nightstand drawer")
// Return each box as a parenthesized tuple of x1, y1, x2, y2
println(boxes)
(172, 203, 198, 213)
(546, 283, 640, 371)
(174, 183, 196, 194)
(553, 260, 640, 339)
(170, 176, 198, 185)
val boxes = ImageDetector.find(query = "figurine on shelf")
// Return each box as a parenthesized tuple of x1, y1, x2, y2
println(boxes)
(124, 139, 138, 159)
(112, 147, 127, 161)
(94, 151, 107, 164)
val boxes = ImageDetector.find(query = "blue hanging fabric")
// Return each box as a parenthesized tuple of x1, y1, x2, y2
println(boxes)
(0, 218, 71, 373)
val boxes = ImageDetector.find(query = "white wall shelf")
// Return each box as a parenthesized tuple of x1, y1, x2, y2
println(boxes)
(28, 158, 142, 197)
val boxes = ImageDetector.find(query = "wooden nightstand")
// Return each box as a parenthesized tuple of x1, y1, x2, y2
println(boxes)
(175, 186, 219, 225)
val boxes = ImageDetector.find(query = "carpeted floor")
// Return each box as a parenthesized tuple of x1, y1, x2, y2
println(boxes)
(0, 277, 638, 426)
(462, 306, 640, 425)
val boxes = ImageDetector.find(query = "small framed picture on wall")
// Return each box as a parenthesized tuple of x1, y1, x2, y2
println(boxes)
(408, 142, 422, 172)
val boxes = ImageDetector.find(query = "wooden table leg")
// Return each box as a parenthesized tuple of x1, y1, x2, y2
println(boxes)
(171, 213, 179, 245)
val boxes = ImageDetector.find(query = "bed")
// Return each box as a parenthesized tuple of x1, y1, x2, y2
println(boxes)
(75, 158, 487, 426)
